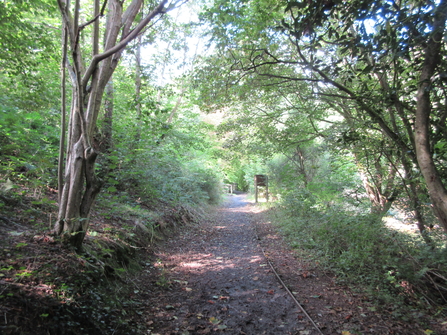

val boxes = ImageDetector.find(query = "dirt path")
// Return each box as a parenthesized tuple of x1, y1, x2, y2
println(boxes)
(130, 194, 437, 335)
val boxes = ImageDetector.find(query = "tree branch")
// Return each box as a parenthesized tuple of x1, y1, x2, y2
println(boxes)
(81, 0, 171, 89)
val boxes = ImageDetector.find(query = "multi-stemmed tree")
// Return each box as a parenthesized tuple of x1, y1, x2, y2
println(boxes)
(55, 0, 183, 249)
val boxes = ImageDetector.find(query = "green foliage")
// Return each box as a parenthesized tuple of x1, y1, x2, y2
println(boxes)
(0, 100, 59, 188)
(115, 148, 223, 206)
(0, 0, 58, 77)
(275, 191, 447, 310)
(0, 0, 60, 192)
(198, 0, 447, 234)
(227, 164, 249, 192)
(98, 66, 224, 207)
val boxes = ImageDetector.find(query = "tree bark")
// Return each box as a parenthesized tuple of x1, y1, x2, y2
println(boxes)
(414, 0, 447, 233)
(100, 79, 114, 153)
(134, 34, 143, 145)
(58, 25, 68, 204)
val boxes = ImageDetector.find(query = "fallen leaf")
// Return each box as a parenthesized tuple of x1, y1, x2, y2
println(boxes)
(209, 317, 221, 325)
(253, 276, 259, 281)
(267, 290, 275, 295)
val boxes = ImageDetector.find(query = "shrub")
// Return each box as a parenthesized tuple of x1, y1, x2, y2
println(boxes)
(275, 191, 447, 310)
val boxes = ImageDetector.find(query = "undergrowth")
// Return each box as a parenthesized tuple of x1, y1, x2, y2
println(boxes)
(268, 192, 447, 321)
(0, 181, 207, 334)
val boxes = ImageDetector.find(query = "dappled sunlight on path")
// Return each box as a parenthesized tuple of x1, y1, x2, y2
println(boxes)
(129, 194, 439, 335)
(142, 193, 315, 334)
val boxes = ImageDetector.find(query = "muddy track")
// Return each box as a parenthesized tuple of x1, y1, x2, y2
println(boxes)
(129, 194, 439, 335)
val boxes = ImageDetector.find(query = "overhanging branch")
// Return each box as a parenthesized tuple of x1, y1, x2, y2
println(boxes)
(81, 0, 171, 89)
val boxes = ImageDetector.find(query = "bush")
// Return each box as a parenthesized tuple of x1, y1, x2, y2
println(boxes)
(275, 191, 447, 310)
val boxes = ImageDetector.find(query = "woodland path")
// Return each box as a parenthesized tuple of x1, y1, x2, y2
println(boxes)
(130, 194, 434, 335)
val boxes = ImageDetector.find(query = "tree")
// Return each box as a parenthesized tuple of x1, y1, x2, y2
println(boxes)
(414, 0, 447, 234)
(199, 0, 447, 234)
(54, 0, 183, 249)
(283, 0, 447, 232)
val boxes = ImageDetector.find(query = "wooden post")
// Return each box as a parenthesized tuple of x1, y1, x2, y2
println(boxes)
(266, 176, 269, 202)
(255, 177, 258, 203)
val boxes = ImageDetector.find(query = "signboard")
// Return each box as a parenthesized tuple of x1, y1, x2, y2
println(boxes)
(255, 174, 267, 187)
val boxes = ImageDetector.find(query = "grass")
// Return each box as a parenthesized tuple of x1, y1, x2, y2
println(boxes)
(265, 195, 447, 320)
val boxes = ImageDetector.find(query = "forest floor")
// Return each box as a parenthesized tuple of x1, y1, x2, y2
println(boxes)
(1, 192, 445, 334)
(128, 194, 444, 335)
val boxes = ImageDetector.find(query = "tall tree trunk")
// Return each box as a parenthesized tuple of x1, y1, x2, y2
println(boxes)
(295, 147, 308, 187)
(100, 79, 114, 153)
(134, 34, 143, 144)
(58, 25, 68, 204)
(414, 0, 447, 234)
(55, 0, 170, 250)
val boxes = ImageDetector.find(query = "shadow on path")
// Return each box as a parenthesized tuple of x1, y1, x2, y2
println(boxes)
(142, 194, 317, 334)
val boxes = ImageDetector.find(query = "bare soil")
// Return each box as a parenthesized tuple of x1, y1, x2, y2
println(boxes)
(130, 194, 444, 335)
